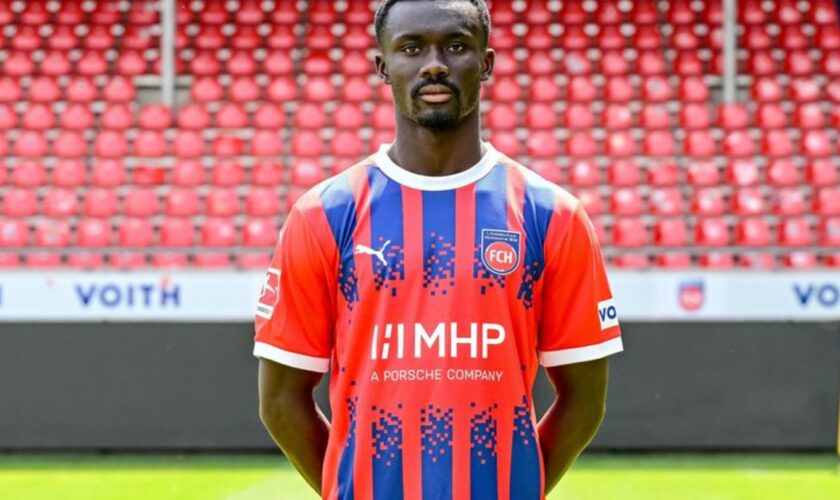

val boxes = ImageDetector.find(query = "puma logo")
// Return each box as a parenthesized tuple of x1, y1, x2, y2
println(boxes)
(354, 240, 391, 266)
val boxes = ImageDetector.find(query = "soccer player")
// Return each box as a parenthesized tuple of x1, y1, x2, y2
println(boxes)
(255, 1, 623, 498)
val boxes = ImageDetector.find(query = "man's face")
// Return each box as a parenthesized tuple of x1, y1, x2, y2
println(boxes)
(375, 0, 494, 131)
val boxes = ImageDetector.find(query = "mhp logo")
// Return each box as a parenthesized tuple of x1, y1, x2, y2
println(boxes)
(75, 279, 181, 309)
(793, 283, 839, 308)
(597, 298, 619, 330)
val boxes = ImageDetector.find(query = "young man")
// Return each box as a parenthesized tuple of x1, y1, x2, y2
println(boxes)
(255, 1, 623, 498)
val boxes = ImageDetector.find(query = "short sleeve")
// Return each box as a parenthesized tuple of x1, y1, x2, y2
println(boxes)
(538, 202, 623, 366)
(253, 206, 336, 372)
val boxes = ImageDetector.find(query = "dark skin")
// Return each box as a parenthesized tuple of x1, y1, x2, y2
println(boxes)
(259, 0, 610, 496)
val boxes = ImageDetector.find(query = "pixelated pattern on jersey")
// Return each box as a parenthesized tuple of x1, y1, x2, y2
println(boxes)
(337, 395, 357, 500)
(474, 164, 508, 295)
(510, 396, 541, 500)
(372, 404, 404, 500)
(369, 167, 406, 297)
(421, 405, 453, 500)
(320, 174, 360, 311)
(517, 178, 555, 309)
(422, 190, 457, 297)
(470, 403, 499, 500)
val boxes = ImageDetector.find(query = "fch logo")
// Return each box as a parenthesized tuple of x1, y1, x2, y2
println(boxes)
(481, 229, 521, 275)
(256, 268, 281, 319)
(678, 280, 705, 311)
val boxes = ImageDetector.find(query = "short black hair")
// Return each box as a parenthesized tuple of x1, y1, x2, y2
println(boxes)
(374, 0, 491, 48)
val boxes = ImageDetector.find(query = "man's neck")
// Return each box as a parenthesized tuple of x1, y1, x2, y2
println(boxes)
(388, 111, 486, 177)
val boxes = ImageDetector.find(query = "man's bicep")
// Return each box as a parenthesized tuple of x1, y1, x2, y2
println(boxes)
(544, 357, 609, 404)
(259, 357, 325, 403)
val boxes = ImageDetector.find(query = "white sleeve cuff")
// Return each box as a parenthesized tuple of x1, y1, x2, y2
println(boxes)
(253, 342, 330, 373)
(539, 337, 624, 367)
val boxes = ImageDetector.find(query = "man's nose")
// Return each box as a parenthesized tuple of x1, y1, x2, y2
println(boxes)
(420, 48, 450, 79)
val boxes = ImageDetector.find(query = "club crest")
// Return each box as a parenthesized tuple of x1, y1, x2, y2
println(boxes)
(678, 280, 704, 311)
(481, 229, 521, 275)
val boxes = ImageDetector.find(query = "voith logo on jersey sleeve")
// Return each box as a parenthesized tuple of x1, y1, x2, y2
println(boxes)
(481, 229, 521, 275)
(597, 298, 619, 330)
(255, 268, 281, 319)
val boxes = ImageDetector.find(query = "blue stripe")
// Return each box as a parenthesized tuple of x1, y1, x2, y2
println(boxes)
(517, 174, 555, 309)
(421, 406, 453, 500)
(319, 175, 360, 309)
(368, 168, 405, 297)
(470, 406, 498, 500)
(372, 407, 404, 500)
(510, 397, 540, 500)
(421, 190, 457, 296)
(337, 397, 357, 500)
(473, 164, 508, 293)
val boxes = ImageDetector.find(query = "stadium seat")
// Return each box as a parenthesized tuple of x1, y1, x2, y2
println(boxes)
(604, 76, 634, 102)
(212, 160, 246, 186)
(2, 188, 37, 217)
(331, 131, 364, 158)
(165, 189, 200, 217)
(206, 188, 240, 217)
(612, 218, 648, 247)
(43, 189, 78, 218)
(612, 253, 650, 269)
(766, 159, 798, 187)
(761, 130, 795, 158)
(679, 103, 711, 129)
(566, 132, 598, 157)
(53, 160, 86, 188)
(77, 219, 112, 248)
(12, 161, 47, 187)
(610, 188, 643, 216)
(698, 252, 735, 269)
(640, 106, 670, 129)
(649, 187, 684, 216)
(526, 132, 560, 157)
(815, 187, 840, 215)
(806, 159, 838, 186)
(691, 188, 726, 216)
(34, 220, 72, 248)
(576, 188, 603, 215)
(160, 218, 195, 248)
(124, 188, 160, 218)
(755, 103, 787, 129)
(172, 130, 205, 157)
(229, 76, 261, 101)
(732, 188, 766, 216)
(683, 131, 716, 157)
(54, 131, 88, 159)
(563, 104, 595, 129)
(696, 218, 730, 246)
(800, 130, 833, 157)
(678, 77, 710, 102)
(61, 104, 95, 130)
(655, 252, 692, 268)
(782, 251, 818, 269)
(778, 217, 813, 246)
(151, 252, 190, 268)
(243, 219, 278, 247)
(607, 160, 641, 186)
(820, 217, 840, 246)
(602, 104, 632, 129)
(525, 102, 558, 129)
(216, 103, 248, 129)
(119, 219, 154, 248)
(254, 104, 286, 129)
(773, 187, 807, 216)
(202, 218, 237, 247)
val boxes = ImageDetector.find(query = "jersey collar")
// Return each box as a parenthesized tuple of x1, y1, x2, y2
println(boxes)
(373, 142, 500, 191)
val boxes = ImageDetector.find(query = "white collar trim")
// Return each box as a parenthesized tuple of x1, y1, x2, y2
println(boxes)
(373, 142, 500, 191)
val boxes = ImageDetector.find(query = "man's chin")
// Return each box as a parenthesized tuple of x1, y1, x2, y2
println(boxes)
(415, 111, 460, 131)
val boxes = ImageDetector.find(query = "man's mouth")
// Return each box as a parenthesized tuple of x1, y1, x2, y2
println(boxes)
(418, 84, 454, 103)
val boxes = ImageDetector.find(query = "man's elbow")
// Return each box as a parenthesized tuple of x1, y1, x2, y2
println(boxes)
(259, 395, 297, 438)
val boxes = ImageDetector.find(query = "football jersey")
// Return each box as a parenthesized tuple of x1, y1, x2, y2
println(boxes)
(254, 143, 623, 500)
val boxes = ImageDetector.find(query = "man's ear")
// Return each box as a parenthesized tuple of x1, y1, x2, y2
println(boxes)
(480, 48, 495, 82)
(374, 52, 390, 84)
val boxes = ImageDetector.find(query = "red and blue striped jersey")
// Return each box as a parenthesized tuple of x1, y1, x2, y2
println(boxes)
(254, 144, 623, 500)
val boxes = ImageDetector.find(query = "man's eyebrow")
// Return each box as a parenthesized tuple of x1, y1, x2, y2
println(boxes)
(389, 28, 477, 42)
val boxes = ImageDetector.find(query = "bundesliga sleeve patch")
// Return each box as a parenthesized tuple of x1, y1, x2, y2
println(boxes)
(480, 229, 521, 275)
(597, 298, 619, 330)
(256, 268, 281, 319)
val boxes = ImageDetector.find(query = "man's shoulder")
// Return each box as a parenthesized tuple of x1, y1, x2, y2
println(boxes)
(291, 155, 377, 217)
(495, 153, 580, 213)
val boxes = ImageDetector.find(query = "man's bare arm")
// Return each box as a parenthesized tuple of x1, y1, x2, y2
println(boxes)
(258, 358, 330, 494)
(538, 357, 609, 493)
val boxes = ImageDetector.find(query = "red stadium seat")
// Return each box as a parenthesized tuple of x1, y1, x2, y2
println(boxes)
(806, 159, 839, 186)
(526, 132, 560, 158)
(568, 160, 600, 186)
(176, 104, 211, 130)
(124, 188, 160, 217)
(725, 160, 759, 187)
(42, 188, 78, 218)
(649, 187, 684, 216)
(683, 131, 716, 158)
(610, 188, 643, 216)
(760, 130, 794, 158)
(778, 217, 813, 246)
(653, 219, 689, 247)
(783, 252, 818, 269)
(252, 103, 285, 129)
(12, 160, 47, 187)
(0, 220, 28, 247)
(302, 76, 335, 102)
(82, 189, 118, 218)
(243, 219, 278, 247)
(640, 105, 670, 129)
(738, 252, 776, 269)
(41, 51, 73, 77)
(525, 103, 557, 129)
(191, 77, 224, 103)
(160, 218, 195, 248)
(789, 78, 821, 102)
(138, 105, 172, 130)
(603, 76, 634, 102)
(90, 160, 125, 188)
(692, 188, 726, 216)
(3, 51, 35, 77)
(561, 26, 589, 51)
(331, 131, 364, 158)
(2, 188, 38, 217)
(53, 131, 87, 159)
(206, 188, 240, 217)
(229, 75, 261, 101)
(133, 131, 167, 157)
(53, 160, 86, 188)
(118, 219, 154, 248)
(599, 50, 630, 76)
(766, 160, 799, 187)
(562, 104, 595, 129)
(718, 104, 749, 129)
(529, 77, 560, 102)
(290, 159, 325, 187)
(575, 188, 603, 215)
(731, 187, 765, 216)
(678, 77, 709, 103)
(165, 189, 200, 217)
(820, 218, 840, 246)
(643, 131, 675, 157)
(207, 161, 243, 187)
(646, 161, 678, 186)
(755, 103, 787, 129)
(34, 220, 71, 248)
(566, 132, 598, 158)
(800, 130, 833, 158)
(215, 103, 248, 129)
(602, 104, 632, 129)
(75, 219, 112, 248)
(695, 218, 730, 247)
(202, 218, 237, 247)
(607, 160, 640, 186)
(671, 25, 700, 49)
(490, 77, 522, 101)
(673, 52, 704, 76)
(0, 105, 15, 130)
(612, 218, 648, 247)
(246, 188, 281, 217)
(172, 131, 204, 158)
(212, 134, 245, 157)
(487, 104, 518, 130)
(605, 131, 636, 156)
(60, 104, 95, 131)
(815, 187, 840, 215)
(150, 252, 189, 268)
(21, 104, 54, 131)
(249, 130, 282, 157)
(340, 50, 372, 77)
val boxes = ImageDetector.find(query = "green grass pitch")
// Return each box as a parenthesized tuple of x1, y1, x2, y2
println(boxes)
(1, 454, 838, 499)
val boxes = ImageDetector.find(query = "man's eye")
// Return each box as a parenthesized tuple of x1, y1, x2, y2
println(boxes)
(449, 43, 466, 52)
(402, 45, 420, 54)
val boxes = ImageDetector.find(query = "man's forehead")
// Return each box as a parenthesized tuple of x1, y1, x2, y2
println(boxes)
(383, 0, 482, 40)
